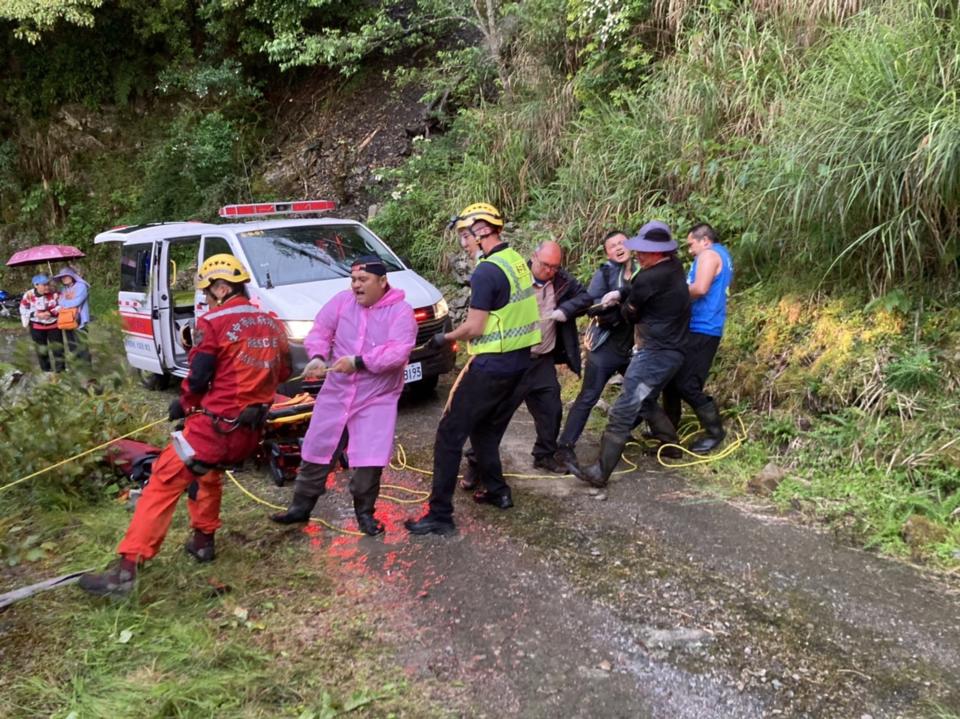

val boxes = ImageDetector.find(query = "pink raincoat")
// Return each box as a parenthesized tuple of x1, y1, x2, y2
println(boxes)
(301, 286, 417, 467)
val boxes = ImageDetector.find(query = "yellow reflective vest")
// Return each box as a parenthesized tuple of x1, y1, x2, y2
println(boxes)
(468, 247, 542, 355)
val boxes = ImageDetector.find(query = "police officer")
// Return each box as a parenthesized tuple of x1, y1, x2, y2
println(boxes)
(80, 254, 291, 596)
(460, 240, 591, 482)
(405, 203, 541, 535)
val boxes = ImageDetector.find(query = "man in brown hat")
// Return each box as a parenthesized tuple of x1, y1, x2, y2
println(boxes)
(566, 221, 690, 488)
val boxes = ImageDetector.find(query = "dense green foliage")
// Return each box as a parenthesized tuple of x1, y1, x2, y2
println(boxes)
(1, 0, 958, 562)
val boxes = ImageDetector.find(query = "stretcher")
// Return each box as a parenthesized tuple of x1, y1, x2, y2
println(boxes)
(102, 393, 325, 490)
(258, 392, 316, 486)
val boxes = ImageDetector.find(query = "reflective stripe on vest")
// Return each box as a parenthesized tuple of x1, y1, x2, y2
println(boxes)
(468, 248, 542, 355)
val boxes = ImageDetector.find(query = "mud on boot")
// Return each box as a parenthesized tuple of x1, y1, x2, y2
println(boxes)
(185, 530, 216, 563)
(78, 557, 138, 598)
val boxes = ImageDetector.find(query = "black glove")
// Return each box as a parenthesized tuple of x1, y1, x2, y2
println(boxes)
(427, 332, 447, 350)
(168, 397, 186, 421)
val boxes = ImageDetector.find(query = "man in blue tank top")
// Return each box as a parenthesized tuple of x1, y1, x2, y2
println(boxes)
(647, 222, 733, 453)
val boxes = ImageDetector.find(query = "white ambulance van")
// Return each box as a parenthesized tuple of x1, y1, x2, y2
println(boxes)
(95, 200, 455, 393)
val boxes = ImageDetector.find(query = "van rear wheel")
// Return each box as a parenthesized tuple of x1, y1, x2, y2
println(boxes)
(136, 369, 171, 391)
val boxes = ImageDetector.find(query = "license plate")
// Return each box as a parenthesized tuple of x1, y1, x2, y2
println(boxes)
(404, 362, 423, 384)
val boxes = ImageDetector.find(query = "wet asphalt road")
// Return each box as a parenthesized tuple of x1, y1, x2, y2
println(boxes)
(177, 374, 960, 717)
(3, 322, 956, 716)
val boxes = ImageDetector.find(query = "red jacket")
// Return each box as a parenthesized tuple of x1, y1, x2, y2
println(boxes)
(180, 295, 291, 418)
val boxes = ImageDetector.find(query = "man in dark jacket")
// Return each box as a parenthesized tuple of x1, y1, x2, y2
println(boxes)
(567, 222, 690, 488)
(461, 240, 591, 482)
(555, 231, 637, 466)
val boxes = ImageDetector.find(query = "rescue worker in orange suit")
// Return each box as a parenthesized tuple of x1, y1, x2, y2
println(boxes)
(79, 254, 291, 597)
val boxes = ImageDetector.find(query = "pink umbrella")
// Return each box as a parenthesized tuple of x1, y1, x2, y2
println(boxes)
(6, 244, 85, 274)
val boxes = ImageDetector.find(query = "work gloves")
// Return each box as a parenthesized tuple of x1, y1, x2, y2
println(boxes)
(601, 289, 623, 307)
(427, 332, 447, 350)
(168, 398, 186, 421)
(303, 357, 327, 380)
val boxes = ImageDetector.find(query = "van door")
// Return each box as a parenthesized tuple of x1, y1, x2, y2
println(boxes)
(118, 241, 164, 376)
(156, 235, 202, 376)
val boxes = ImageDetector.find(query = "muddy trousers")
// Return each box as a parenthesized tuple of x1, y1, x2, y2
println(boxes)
(117, 444, 223, 562)
(428, 361, 526, 521)
(30, 326, 65, 372)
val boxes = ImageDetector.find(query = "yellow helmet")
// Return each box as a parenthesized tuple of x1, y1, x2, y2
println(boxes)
(449, 202, 504, 232)
(196, 254, 250, 289)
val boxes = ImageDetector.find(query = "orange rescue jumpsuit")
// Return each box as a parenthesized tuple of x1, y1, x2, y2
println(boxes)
(118, 295, 291, 562)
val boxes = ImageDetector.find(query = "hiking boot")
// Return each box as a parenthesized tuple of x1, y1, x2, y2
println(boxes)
(356, 513, 385, 536)
(533, 454, 567, 474)
(78, 557, 138, 597)
(405, 514, 456, 536)
(185, 530, 216, 563)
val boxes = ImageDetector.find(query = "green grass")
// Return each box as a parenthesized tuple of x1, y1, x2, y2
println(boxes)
(1, 480, 451, 719)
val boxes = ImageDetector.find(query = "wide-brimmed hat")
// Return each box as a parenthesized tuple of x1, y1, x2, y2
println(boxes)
(624, 221, 677, 253)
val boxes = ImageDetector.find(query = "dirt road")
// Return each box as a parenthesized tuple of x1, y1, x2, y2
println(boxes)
(252, 378, 960, 719)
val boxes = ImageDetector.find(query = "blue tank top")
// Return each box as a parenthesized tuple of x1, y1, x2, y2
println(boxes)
(688, 244, 733, 337)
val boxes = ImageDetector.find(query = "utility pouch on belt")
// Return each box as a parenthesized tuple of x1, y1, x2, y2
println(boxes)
(236, 403, 271, 428)
(172, 430, 213, 475)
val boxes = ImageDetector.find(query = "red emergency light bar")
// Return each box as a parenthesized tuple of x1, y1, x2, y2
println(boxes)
(218, 200, 336, 218)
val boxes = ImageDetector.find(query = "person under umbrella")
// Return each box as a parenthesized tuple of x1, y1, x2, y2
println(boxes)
(19, 274, 65, 373)
(52, 266, 92, 368)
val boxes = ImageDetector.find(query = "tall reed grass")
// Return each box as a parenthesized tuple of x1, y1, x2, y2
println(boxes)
(754, 0, 960, 292)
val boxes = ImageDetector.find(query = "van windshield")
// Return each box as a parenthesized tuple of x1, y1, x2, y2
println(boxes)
(236, 224, 404, 287)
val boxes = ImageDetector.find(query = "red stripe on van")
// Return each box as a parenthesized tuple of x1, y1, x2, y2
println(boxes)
(120, 313, 154, 337)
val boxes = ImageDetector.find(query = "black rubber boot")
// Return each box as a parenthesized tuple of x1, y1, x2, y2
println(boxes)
(644, 405, 682, 459)
(271, 490, 321, 524)
(185, 530, 216, 563)
(354, 496, 384, 536)
(78, 557, 138, 597)
(567, 431, 628, 488)
(689, 399, 726, 454)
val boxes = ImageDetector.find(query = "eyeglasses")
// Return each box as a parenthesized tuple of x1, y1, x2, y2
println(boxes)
(534, 255, 561, 271)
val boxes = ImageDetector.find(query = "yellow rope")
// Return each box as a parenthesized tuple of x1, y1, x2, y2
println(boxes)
(655, 414, 748, 468)
(0, 417, 169, 494)
(224, 469, 364, 537)
(388, 441, 640, 480)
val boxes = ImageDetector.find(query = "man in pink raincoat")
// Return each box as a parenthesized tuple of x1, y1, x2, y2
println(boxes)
(271, 255, 417, 535)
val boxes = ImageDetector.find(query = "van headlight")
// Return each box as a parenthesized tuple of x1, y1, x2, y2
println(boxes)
(432, 298, 449, 319)
(283, 320, 313, 342)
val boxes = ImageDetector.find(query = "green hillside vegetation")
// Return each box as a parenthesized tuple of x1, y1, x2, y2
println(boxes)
(1, 0, 958, 566)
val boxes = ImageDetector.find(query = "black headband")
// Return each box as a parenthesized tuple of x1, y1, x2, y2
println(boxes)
(351, 255, 387, 276)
